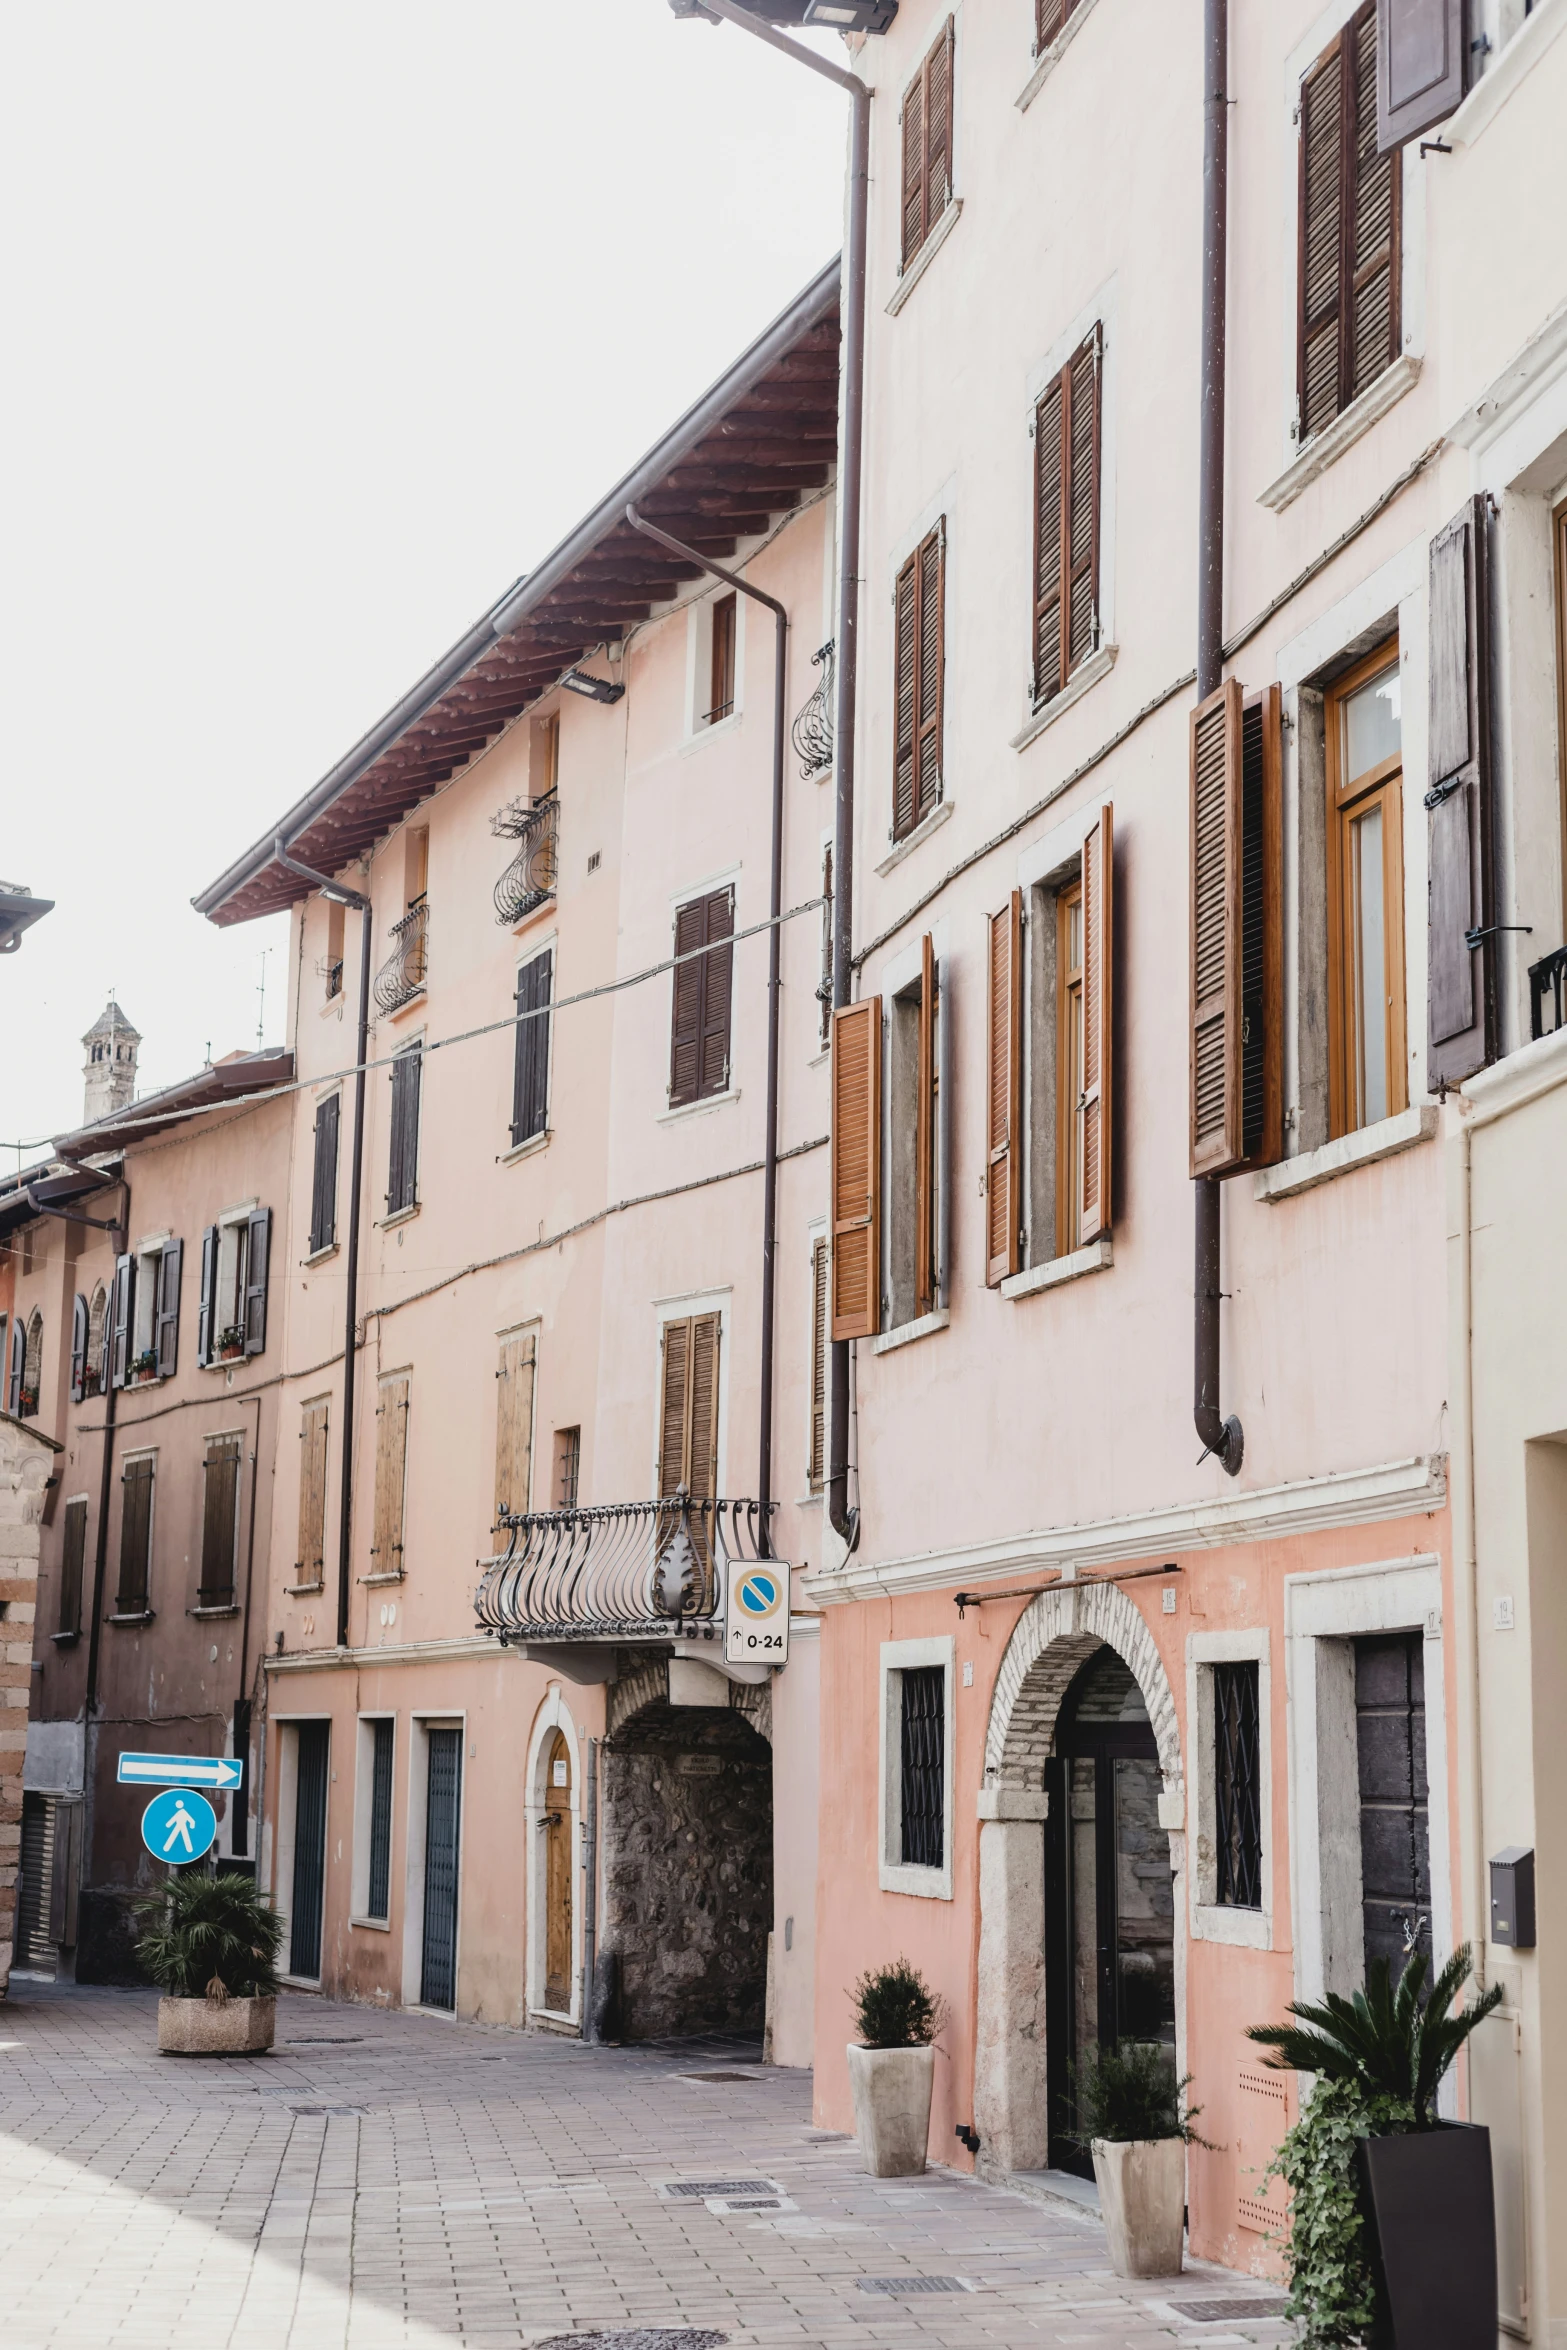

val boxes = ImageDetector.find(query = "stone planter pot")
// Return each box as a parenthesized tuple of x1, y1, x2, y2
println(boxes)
(157, 1995, 276, 2055)
(1357, 2123, 1496, 2349)
(1090, 2136, 1185, 2277)
(846, 2042, 935, 2177)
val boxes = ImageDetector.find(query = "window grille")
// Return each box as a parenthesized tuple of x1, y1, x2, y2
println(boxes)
(900, 1665, 945, 1868)
(1213, 1660, 1262, 1908)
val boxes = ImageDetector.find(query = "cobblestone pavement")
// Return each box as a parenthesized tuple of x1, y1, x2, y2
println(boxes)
(0, 1983, 1294, 2350)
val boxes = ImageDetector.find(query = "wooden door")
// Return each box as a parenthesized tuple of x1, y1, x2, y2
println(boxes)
(543, 1730, 573, 2013)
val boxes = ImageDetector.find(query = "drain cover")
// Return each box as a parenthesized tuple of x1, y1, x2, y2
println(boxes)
(664, 2179, 775, 2199)
(288, 2104, 364, 2117)
(285, 2036, 364, 2045)
(1175, 2299, 1292, 2323)
(679, 2071, 758, 2083)
(857, 2276, 972, 2296)
(531, 2335, 728, 2350)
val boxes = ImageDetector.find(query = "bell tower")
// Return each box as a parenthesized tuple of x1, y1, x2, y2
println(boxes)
(81, 999, 141, 1125)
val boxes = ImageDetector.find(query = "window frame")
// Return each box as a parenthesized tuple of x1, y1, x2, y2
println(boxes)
(878, 1635, 955, 1901)
(1188, 1627, 1273, 1951)
(1325, 638, 1408, 1139)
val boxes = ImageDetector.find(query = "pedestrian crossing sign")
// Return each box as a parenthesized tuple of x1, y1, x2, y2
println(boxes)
(725, 1560, 789, 1666)
(140, 1787, 218, 1866)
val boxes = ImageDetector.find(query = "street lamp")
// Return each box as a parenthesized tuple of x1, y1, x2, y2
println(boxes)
(559, 669, 626, 706)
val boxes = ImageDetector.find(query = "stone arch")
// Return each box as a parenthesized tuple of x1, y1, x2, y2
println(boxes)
(984, 1577, 1182, 1792)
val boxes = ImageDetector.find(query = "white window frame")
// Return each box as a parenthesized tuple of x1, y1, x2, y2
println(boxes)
(401, 1710, 466, 2017)
(1188, 1627, 1273, 1950)
(214, 1198, 258, 1351)
(351, 1711, 396, 1931)
(878, 1634, 955, 1901)
(524, 1691, 584, 2026)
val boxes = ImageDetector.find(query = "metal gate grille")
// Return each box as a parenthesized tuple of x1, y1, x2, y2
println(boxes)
(290, 1723, 330, 1979)
(1355, 1631, 1430, 1976)
(421, 1729, 463, 2010)
(1213, 1660, 1262, 1908)
(17, 1793, 57, 1972)
(367, 1719, 394, 1922)
(899, 1666, 945, 1868)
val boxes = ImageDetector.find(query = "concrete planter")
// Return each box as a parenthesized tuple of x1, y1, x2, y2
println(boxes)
(1090, 2135, 1185, 2277)
(846, 2042, 936, 2176)
(157, 1995, 276, 2055)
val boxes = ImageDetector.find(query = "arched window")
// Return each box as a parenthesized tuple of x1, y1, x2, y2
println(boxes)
(87, 1284, 108, 1396)
(21, 1310, 43, 1417)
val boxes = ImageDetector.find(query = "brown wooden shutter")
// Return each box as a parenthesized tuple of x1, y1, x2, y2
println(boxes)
(1036, 0, 1068, 50)
(494, 1329, 537, 1528)
(808, 1236, 828, 1494)
(1348, 6, 1400, 403)
(917, 527, 944, 829)
(1033, 374, 1065, 704)
(1240, 688, 1285, 1170)
(1376, 0, 1464, 152)
(1033, 331, 1101, 706)
(1427, 497, 1496, 1088)
(915, 932, 937, 1319)
(155, 1239, 182, 1378)
(118, 1456, 154, 1612)
(59, 1496, 87, 1636)
(701, 890, 734, 1099)
(1190, 681, 1245, 1176)
(924, 18, 954, 234)
(200, 1434, 242, 1605)
(243, 1209, 270, 1357)
(831, 997, 882, 1341)
(371, 1373, 410, 1576)
(1066, 331, 1101, 674)
(296, 1399, 329, 1584)
(110, 1253, 134, 1390)
(986, 891, 1023, 1285)
(1079, 806, 1113, 1241)
(900, 53, 926, 269)
(658, 1318, 691, 1497)
(893, 553, 918, 840)
(1299, 8, 1400, 440)
(657, 1313, 721, 1499)
(310, 1095, 339, 1253)
(670, 898, 705, 1107)
(1299, 34, 1346, 444)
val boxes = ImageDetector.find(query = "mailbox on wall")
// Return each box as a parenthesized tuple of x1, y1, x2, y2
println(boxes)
(1490, 1847, 1536, 1950)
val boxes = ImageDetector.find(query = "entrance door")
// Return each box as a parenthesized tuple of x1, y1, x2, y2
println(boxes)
(289, 1723, 329, 1979)
(421, 1728, 463, 2011)
(1354, 1631, 1430, 1979)
(543, 1729, 573, 2013)
(1044, 1647, 1176, 2175)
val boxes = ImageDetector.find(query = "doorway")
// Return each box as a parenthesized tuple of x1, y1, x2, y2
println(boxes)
(542, 1729, 574, 2014)
(1354, 1630, 1430, 1979)
(289, 1723, 329, 1981)
(420, 1727, 463, 2011)
(1044, 1646, 1176, 2175)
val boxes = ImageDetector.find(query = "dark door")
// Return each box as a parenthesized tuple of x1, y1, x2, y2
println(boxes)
(289, 1723, 329, 1979)
(421, 1728, 463, 2011)
(1045, 1648, 1176, 2176)
(1354, 1631, 1431, 1979)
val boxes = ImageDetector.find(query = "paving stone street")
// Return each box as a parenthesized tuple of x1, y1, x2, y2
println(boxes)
(0, 1984, 1296, 2350)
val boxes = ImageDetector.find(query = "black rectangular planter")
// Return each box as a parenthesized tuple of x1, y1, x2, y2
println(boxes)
(1357, 2123, 1496, 2350)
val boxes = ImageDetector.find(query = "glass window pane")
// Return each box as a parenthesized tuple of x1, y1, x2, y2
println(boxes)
(1343, 659, 1402, 784)
(1353, 802, 1388, 1128)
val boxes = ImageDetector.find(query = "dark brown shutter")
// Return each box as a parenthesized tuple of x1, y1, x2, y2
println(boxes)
(1299, 33, 1347, 444)
(1080, 805, 1113, 1240)
(1348, 6, 1400, 403)
(310, 1095, 339, 1253)
(388, 1046, 422, 1214)
(59, 1496, 87, 1636)
(700, 891, 734, 1099)
(110, 1253, 134, 1390)
(1299, 8, 1401, 440)
(1036, 0, 1067, 49)
(195, 1226, 217, 1368)
(155, 1239, 182, 1378)
(670, 897, 705, 1107)
(1033, 374, 1065, 704)
(831, 997, 882, 1341)
(1376, 0, 1465, 152)
(1240, 687, 1285, 1170)
(894, 526, 944, 843)
(688, 1313, 721, 1504)
(900, 52, 926, 268)
(1190, 682, 1245, 1176)
(200, 1435, 242, 1606)
(117, 1456, 154, 1613)
(808, 1236, 829, 1493)
(894, 553, 919, 840)
(244, 1209, 270, 1357)
(915, 932, 936, 1320)
(511, 951, 552, 1145)
(1066, 331, 1101, 674)
(5, 1317, 22, 1415)
(1033, 331, 1101, 706)
(1427, 496, 1496, 1088)
(986, 891, 1023, 1285)
(658, 1317, 691, 1498)
(899, 18, 954, 271)
(70, 1293, 88, 1405)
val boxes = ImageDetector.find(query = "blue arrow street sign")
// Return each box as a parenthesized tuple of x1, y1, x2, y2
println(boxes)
(140, 1788, 218, 1866)
(118, 1751, 243, 1791)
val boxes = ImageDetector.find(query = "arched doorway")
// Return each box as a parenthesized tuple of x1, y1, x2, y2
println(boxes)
(526, 1693, 584, 2027)
(542, 1729, 574, 2014)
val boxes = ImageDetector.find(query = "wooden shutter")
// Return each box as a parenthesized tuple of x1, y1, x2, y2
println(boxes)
(110, 1252, 134, 1390)
(69, 1294, 88, 1405)
(1427, 497, 1496, 1088)
(900, 18, 954, 271)
(986, 893, 1023, 1285)
(657, 1313, 721, 1499)
(244, 1209, 270, 1357)
(1033, 374, 1065, 707)
(1190, 682, 1245, 1176)
(670, 890, 733, 1108)
(900, 51, 925, 270)
(371, 1373, 410, 1576)
(1079, 806, 1114, 1240)
(658, 1317, 690, 1498)
(388, 1046, 422, 1214)
(118, 1456, 154, 1612)
(310, 1096, 339, 1253)
(200, 1434, 242, 1604)
(1348, 6, 1400, 404)
(494, 1329, 537, 1527)
(808, 1236, 828, 1494)
(1066, 332, 1101, 675)
(915, 933, 937, 1320)
(1037, 0, 1068, 49)
(5, 1317, 21, 1415)
(831, 997, 882, 1341)
(700, 894, 733, 1100)
(1240, 688, 1285, 1170)
(894, 553, 919, 841)
(296, 1398, 329, 1585)
(59, 1496, 87, 1636)
(1299, 33, 1346, 444)
(1033, 330, 1101, 707)
(894, 527, 944, 842)
(1299, 9, 1400, 441)
(511, 952, 552, 1146)
(155, 1239, 182, 1378)
(195, 1226, 217, 1368)
(1376, 0, 1464, 153)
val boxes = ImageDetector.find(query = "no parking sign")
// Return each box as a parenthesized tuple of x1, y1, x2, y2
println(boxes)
(724, 1560, 789, 1666)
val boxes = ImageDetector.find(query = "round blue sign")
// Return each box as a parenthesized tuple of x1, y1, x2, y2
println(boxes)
(141, 1787, 217, 1866)
(738, 1570, 781, 1616)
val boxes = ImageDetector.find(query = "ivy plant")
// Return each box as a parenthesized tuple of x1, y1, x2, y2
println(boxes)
(1264, 2076, 1412, 2348)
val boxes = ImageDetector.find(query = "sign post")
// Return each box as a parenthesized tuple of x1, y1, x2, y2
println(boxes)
(724, 1560, 790, 1667)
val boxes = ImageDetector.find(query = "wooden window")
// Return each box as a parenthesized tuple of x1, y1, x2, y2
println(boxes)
(986, 892, 1023, 1285)
(309, 1095, 340, 1254)
(117, 1455, 155, 1613)
(69, 1293, 88, 1405)
(830, 997, 882, 1341)
(893, 526, 944, 842)
(553, 1426, 581, 1511)
(367, 1719, 395, 1922)
(1327, 642, 1407, 1136)
(658, 1314, 721, 1504)
(1428, 498, 1497, 1086)
(296, 1398, 330, 1588)
(899, 1664, 945, 1868)
(669, 888, 734, 1108)
(1033, 327, 1102, 710)
(900, 16, 955, 271)
(1298, 4, 1401, 448)
(1035, 0, 1087, 50)
(494, 1329, 537, 1529)
(370, 1372, 410, 1579)
(1189, 683, 1283, 1175)
(59, 1496, 87, 1638)
(1375, 0, 1466, 153)
(511, 951, 552, 1147)
(808, 1236, 829, 1495)
(387, 1044, 422, 1215)
(707, 592, 737, 725)
(199, 1433, 243, 1608)
(1213, 1661, 1263, 1909)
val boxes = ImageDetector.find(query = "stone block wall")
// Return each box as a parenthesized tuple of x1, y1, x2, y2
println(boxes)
(0, 1417, 57, 1999)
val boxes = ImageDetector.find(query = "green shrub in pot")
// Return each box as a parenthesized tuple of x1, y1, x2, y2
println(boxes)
(137, 1868, 283, 2001)
(1068, 2040, 1211, 2148)
(849, 1958, 947, 2048)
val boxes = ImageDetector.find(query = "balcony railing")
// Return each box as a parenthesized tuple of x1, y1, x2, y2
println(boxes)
(372, 901, 428, 1015)
(1529, 946, 1567, 1041)
(491, 794, 559, 926)
(475, 1488, 775, 1647)
(791, 639, 835, 778)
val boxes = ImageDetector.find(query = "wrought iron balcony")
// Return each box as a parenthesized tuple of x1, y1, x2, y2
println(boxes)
(492, 794, 559, 925)
(372, 901, 428, 1015)
(791, 639, 835, 778)
(475, 1488, 774, 1647)
(1529, 945, 1567, 1041)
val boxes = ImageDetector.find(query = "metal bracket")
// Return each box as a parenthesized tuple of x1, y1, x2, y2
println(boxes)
(1464, 923, 1533, 952)
(1419, 138, 1453, 157)
(1424, 774, 1464, 809)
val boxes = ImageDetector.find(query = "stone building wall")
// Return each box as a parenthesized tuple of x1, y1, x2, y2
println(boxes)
(0, 1415, 58, 1998)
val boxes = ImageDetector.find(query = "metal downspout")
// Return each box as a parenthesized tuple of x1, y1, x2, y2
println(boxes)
(82, 1177, 128, 1906)
(1194, 0, 1243, 1477)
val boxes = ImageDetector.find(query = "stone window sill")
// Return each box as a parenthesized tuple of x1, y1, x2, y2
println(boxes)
(378, 1202, 420, 1231)
(351, 1915, 392, 1935)
(359, 1569, 406, 1587)
(658, 1087, 740, 1127)
(1193, 1901, 1272, 1950)
(1016, 0, 1108, 112)
(204, 1354, 251, 1374)
(501, 1128, 550, 1167)
(190, 1603, 240, 1619)
(681, 708, 743, 758)
(875, 797, 952, 878)
(1001, 1237, 1112, 1300)
(1254, 1104, 1436, 1201)
(885, 197, 962, 318)
(877, 1857, 953, 1903)
(285, 1581, 324, 1598)
(1010, 645, 1117, 754)
(304, 1242, 338, 1268)
(386, 988, 426, 1025)
(49, 1629, 82, 1648)
(1258, 355, 1421, 514)
(510, 894, 556, 938)
(109, 1610, 155, 1627)
(870, 1308, 950, 1357)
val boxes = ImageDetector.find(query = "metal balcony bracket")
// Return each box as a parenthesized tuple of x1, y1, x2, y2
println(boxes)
(474, 1488, 774, 1646)
(372, 902, 429, 1015)
(491, 794, 560, 926)
(791, 640, 835, 779)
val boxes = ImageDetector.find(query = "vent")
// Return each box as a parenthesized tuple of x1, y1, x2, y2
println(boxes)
(1174, 2298, 1291, 2323)
(531, 2336, 728, 2350)
(663, 2179, 776, 2200)
(857, 2277, 973, 2296)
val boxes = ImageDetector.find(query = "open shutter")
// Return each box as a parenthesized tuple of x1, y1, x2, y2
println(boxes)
(986, 892, 1023, 1286)
(244, 1208, 271, 1357)
(670, 900, 705, 1107)
(916, 528, 944, 829)
(110, 1253, 134, 1390)
(1065, 329, 1101, 675)
(1033, 374, 1065, 705)
(688, 1313, 721, 1505)
(1427, 497, 1496, 1089)
(894, 554, 919, 841)
(700, 892, 734, 1100)
(296, 1399, 329, 1585)
(70, 1294, 88, 1405)
(658, 1318, 691, 1497)
(1348, 6, 1400, 404)
(808, 1237, 829, 1493)
(493, 1329, 537, 1526)
(1190, 681, 1245, 1176)
(831, 997, 882, 1341)
(1079, 806, 1114, 1240)
(915, 934, 937, 1320)
(6, 1316, 24, 1415)
(1299, 34, 1346, 444)
(1240, 688, 1285, 1169)
(195, 1225, 217, 1368)
(155, 1240, 182, 1378)
(924, 18, 954, 235)
(1376, 0, 1465, 152)
(310, 1096, 339, 1253)
(900, 52, 925, 267)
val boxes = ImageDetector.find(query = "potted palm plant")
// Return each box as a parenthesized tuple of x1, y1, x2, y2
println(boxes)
(846, 1959, 946, 2177)
(1248, 1945, 1502, 2349)
(137, 1868, 283, 2055)
(1070, 2042, 1207, 2278)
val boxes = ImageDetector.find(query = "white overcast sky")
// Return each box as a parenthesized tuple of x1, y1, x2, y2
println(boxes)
(1, 1, 847, 1165)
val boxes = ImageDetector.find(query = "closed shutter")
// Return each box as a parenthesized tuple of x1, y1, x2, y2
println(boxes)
(420, 1728, 463, 2011)
(117, 1455, 154, 1613)
(1033, 333, 1102, 708)
(310, 1095, 340, 1254)
(69, 1294, 88, 1405)
(5, 1317, 21, 1415)
(688, 1312, 720, 1505)
(1079, 806, 1114, 1241)
(986, 892, 1023, 1286)
(1299, 8, 1400, 441)
(59, 1496, 87, 1637)
(893, 528, 945, 842)
(1190, 682, 1245, 1176)
(900, 53, 925, 270)
(289, 1722, 329, 1980)
(296, 1398, 329, 1586)
(110, 1253, 134, 1390)
(831, 997, 882, 1340)
(494, 1329, 537, 1527)
(1240, 688, 1285, 1169)
(1376, 0, 1464, 154)
(1299, 35, 1346, 445)
(700, 893, 733, 1100)
(388, 1046, 422, 1214)
(1427, 497, 1496, 1088)
(195, 1226, 217, 1367)
(657, 1313, 722, 1502)
(199, 1434, 242, 1606)
(367, 1718, 394, 1922)
(658, 1317, 691, 1498)
(1348, 6, 1400, 403)
(511, 952, 552, 1146)
(900, 19, 954, 271)
(915, 933, 937, 1320)
(243, 1210, 270, 1356)
(371, 1373, 410, 1577)
(155, 1239, 182, 1378)
(808, 1236, 829, 1494)
(1036, 0, 1067, 47)
(669, 889, 733, 1108)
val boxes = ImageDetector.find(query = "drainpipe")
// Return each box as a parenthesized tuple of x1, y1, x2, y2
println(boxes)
(1193, 0, 1243, 1477)
(273, 836, 373, 1643)
(82, 1176, 128, 1907)
(625, 505, 788, 1538)
(231, 1389, 264, 1861)
(581, 1734, 599, 2044)
(682, 0, 872, 1547)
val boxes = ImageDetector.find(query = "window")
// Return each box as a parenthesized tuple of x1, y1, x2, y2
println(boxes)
(309, 1095, 340, 1254)
(1189, 1630, 1272, 1946)
(86, 1284, 107, 1396)
(1033, 329, 1101, 710)
(494, 1329, 537, 1529)
(706, 592, 737, 725)
(1327, 643, 1406, 1135)
(196, 1210, 270, 1366)
(553, 1425, 581, 1511)
(1298, 4, 1400, 447)
(893, 525, 944, 842)
(69, 1293, 88, 1404)
(387, 1044, 422, 1215)
(669, 888, 734, 1109)
(511, 951, 552, 1148)
(1022, 806, 1115, 1270)
(199, 1433, 243, 1608)
(367, 1718, 394, 1923)
(369, 1373, 410, 1580)
(59, 1496, 87, 1637)
(1188, 684, 1284, 1175)
(807, 1235, 828, 1494)
(405, 824, 429, 912)
(533, 710, 560, 798)
(20, 1309, 43, 1417)
(296, 1398, 329, 1589)
(883, 936, 945, 1332)
(127, 1239, 182, 1382)
(900, 17, 954, 272)
(117, 1453, 155, 1614)
(325, 899, 345, 1000)
(900, 1666, 945, 1866)
(658, 1314, 721, 1505)
(4, 1316, 20, 1417)
(1035, 0, 1087, 49)
(830, 996, 882, 1341)
(1213, 1662, 1262, 1908)
(879, 1637, 954, 1898)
